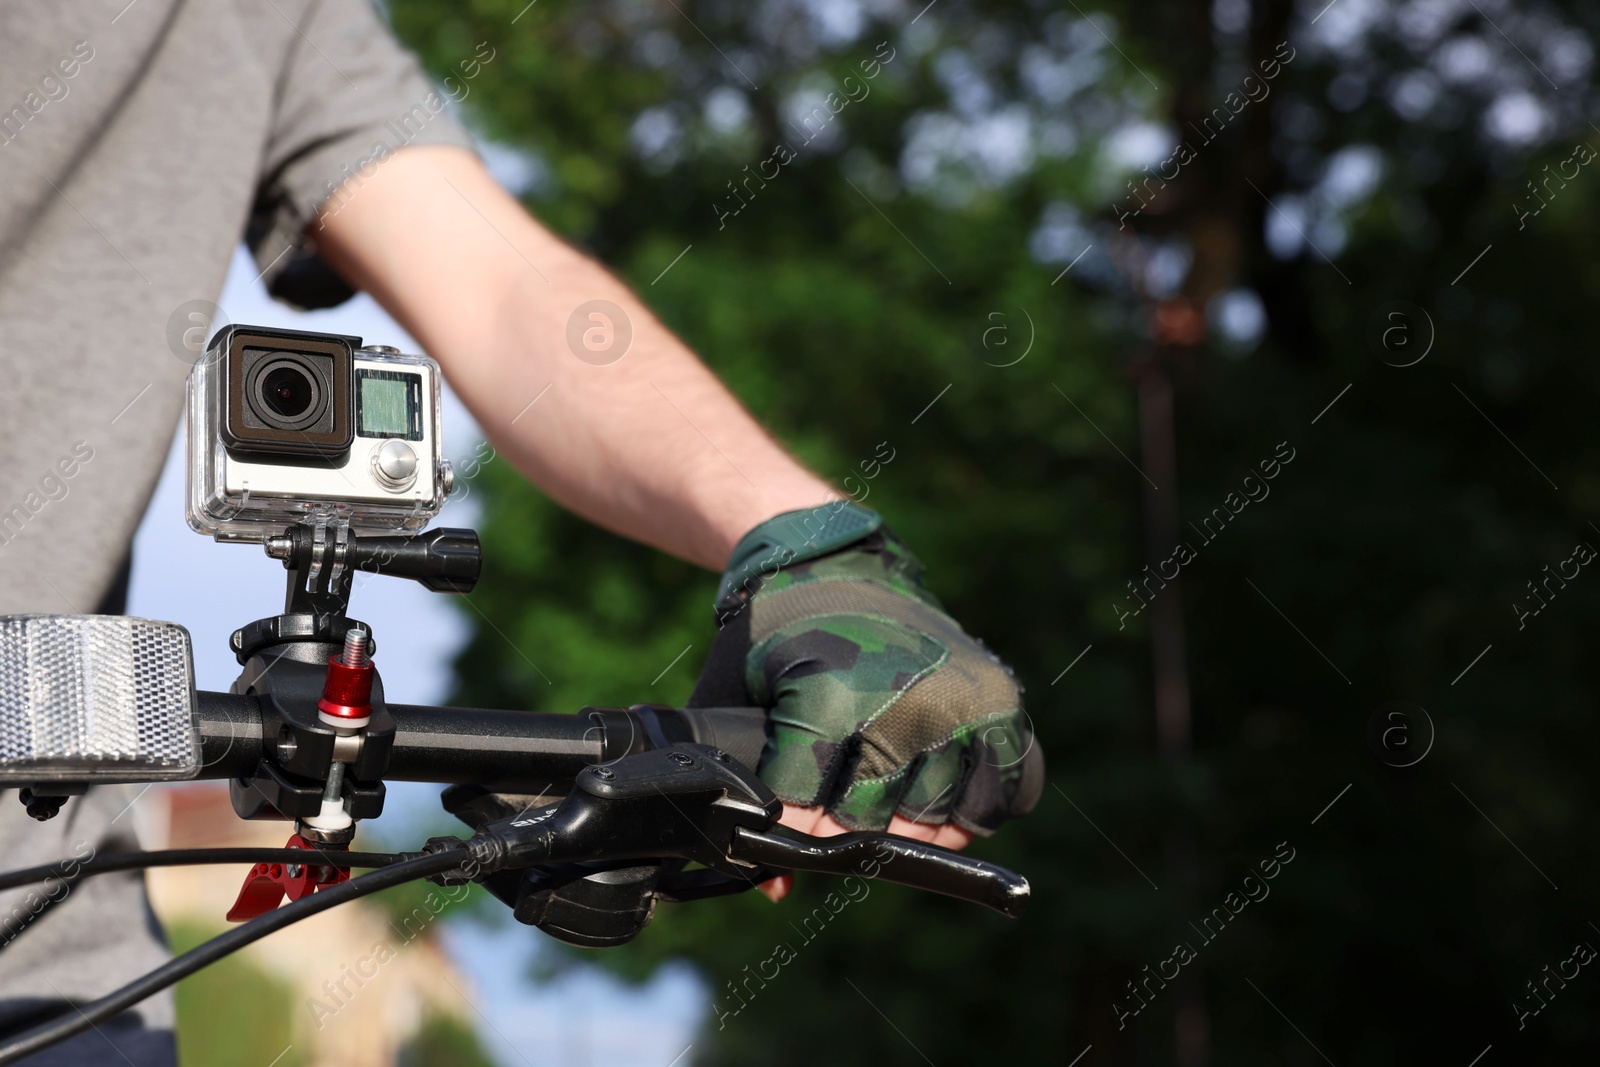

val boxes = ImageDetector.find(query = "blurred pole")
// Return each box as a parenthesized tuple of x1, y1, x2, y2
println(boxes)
(1133, 294, 1208, 1067)
(1135, 357, 1191, 763)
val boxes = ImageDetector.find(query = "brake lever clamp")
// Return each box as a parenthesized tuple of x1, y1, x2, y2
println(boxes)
(443, 744, 781, 947)
(482, 743, 782, 874)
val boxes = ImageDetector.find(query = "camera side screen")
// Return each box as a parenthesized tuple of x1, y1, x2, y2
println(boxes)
(356, 369, 423, 441)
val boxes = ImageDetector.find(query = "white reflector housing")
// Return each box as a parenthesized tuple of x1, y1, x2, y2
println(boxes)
(0, 615, 200, 781)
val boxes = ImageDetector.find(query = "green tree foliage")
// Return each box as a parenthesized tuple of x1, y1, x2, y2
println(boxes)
(400, 1014, 501, 1067)
(390, 0, 1600, 1061)
(171, 921, 304, 1067)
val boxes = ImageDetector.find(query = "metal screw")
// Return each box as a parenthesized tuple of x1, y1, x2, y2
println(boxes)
(593, 766, 616, 780)
(341, 627, 371, 668)
(321, 761, 346, 806)
(711, 749, 730, 762)
(669, 752, 694, 767)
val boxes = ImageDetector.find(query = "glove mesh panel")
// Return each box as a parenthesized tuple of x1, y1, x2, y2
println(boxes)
(857, 658, 1021, 778)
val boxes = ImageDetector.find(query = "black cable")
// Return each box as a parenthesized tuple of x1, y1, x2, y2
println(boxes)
(0, 847, 404, 894)
(0, 848, 468, 1065)
(0, 848, 406, 960)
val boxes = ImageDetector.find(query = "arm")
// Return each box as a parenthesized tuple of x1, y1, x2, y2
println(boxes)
(313, 145, 1000, 891)
(311, 144, 832, 571)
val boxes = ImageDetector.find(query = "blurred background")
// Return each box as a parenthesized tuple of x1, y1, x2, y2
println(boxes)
(128, 0, 1600, 1062)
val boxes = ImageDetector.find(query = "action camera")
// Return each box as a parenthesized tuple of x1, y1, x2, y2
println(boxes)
(186, 325, 453, 541)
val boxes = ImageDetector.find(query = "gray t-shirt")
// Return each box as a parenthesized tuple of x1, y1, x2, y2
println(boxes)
(0, 2, 470, 1060)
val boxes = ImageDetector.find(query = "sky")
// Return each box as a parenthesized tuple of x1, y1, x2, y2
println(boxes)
(125, 245, 705, 1067)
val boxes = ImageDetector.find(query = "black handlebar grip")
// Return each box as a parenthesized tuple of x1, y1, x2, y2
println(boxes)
(670, 706, 770, 772)
(730, 825, 1030, 918)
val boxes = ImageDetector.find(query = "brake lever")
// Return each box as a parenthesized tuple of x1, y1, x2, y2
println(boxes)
(459, 743, 1029, 922)
(729, 824, 1030, 919)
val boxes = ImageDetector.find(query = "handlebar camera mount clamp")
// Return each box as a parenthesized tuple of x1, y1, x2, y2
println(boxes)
(222, 518, 482, 920)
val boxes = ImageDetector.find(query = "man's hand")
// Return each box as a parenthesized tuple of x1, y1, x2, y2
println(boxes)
(690, 507, 1044, 901)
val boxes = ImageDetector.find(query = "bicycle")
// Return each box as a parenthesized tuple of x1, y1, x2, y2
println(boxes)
(0, 333, 1029, 1064)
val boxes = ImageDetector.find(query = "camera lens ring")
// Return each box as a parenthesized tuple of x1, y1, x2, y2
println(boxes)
(247, 354, 328, 432)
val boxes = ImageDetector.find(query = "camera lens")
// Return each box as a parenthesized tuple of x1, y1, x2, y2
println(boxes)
(247, 354, 329, 432)
(261, 365, 314, 419)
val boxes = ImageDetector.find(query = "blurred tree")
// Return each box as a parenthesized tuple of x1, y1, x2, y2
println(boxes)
(399, 1014, 500, 1067)
(171, 921, 304, 1067)
(388, 0, 1600, 1062)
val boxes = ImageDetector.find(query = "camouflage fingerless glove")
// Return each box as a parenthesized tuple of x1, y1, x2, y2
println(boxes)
(689, 503, 1044, 835)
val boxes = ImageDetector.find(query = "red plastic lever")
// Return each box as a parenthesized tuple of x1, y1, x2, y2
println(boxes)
(225, 834, 351, 922)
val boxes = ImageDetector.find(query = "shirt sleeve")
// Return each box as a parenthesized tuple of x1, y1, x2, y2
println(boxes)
(245, 0, 475, 309)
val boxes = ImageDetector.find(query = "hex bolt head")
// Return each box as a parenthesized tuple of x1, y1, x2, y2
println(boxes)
(592, 766, 616, 780)
(668, 752, 695, 767)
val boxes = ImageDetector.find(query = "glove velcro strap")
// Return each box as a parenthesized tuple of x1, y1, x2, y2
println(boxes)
(746, 577, 963, 660)
(714, 502, 882, 623)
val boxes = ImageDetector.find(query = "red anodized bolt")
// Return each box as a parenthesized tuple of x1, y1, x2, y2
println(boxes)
(318, 628, 374, 722)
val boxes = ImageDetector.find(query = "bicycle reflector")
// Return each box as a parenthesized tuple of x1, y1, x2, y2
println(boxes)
(0, 615, 201, 782)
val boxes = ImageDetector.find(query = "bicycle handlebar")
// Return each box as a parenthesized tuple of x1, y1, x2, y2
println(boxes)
(194, 691, 771, 792)
(0, 646, 1029, 1062)
(188, 691, 1027, 919)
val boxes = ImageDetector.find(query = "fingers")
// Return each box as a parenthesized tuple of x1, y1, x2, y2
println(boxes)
(778, 804, 826, 835)
(806, 811, 854, 838)
(931, 823, 974, 850)
(792, 805, 972, 848)
(886, 814, 939, 841)
(888, 814, 973, 851)
(759, 804, 827, 902)
(760, 804, 973, 903)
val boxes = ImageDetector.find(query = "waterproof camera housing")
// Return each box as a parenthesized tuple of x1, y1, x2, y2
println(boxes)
(187, 325, 451, 542)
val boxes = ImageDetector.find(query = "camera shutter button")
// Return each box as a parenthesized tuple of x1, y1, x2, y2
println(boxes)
(372, 439, 419, 491)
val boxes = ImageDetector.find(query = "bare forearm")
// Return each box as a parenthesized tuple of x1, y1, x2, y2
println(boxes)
(316, 146, 833, 569)
(428, 243, 833, 569)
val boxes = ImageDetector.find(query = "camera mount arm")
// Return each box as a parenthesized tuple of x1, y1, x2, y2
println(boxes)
(263, 522, 482, 616)
(217, 519, 482, 917)
(225, 522, 481, 658)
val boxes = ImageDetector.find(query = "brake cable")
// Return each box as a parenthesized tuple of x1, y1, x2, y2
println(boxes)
(0, 848, 468, 1065)
(0, 847, 405, 895)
